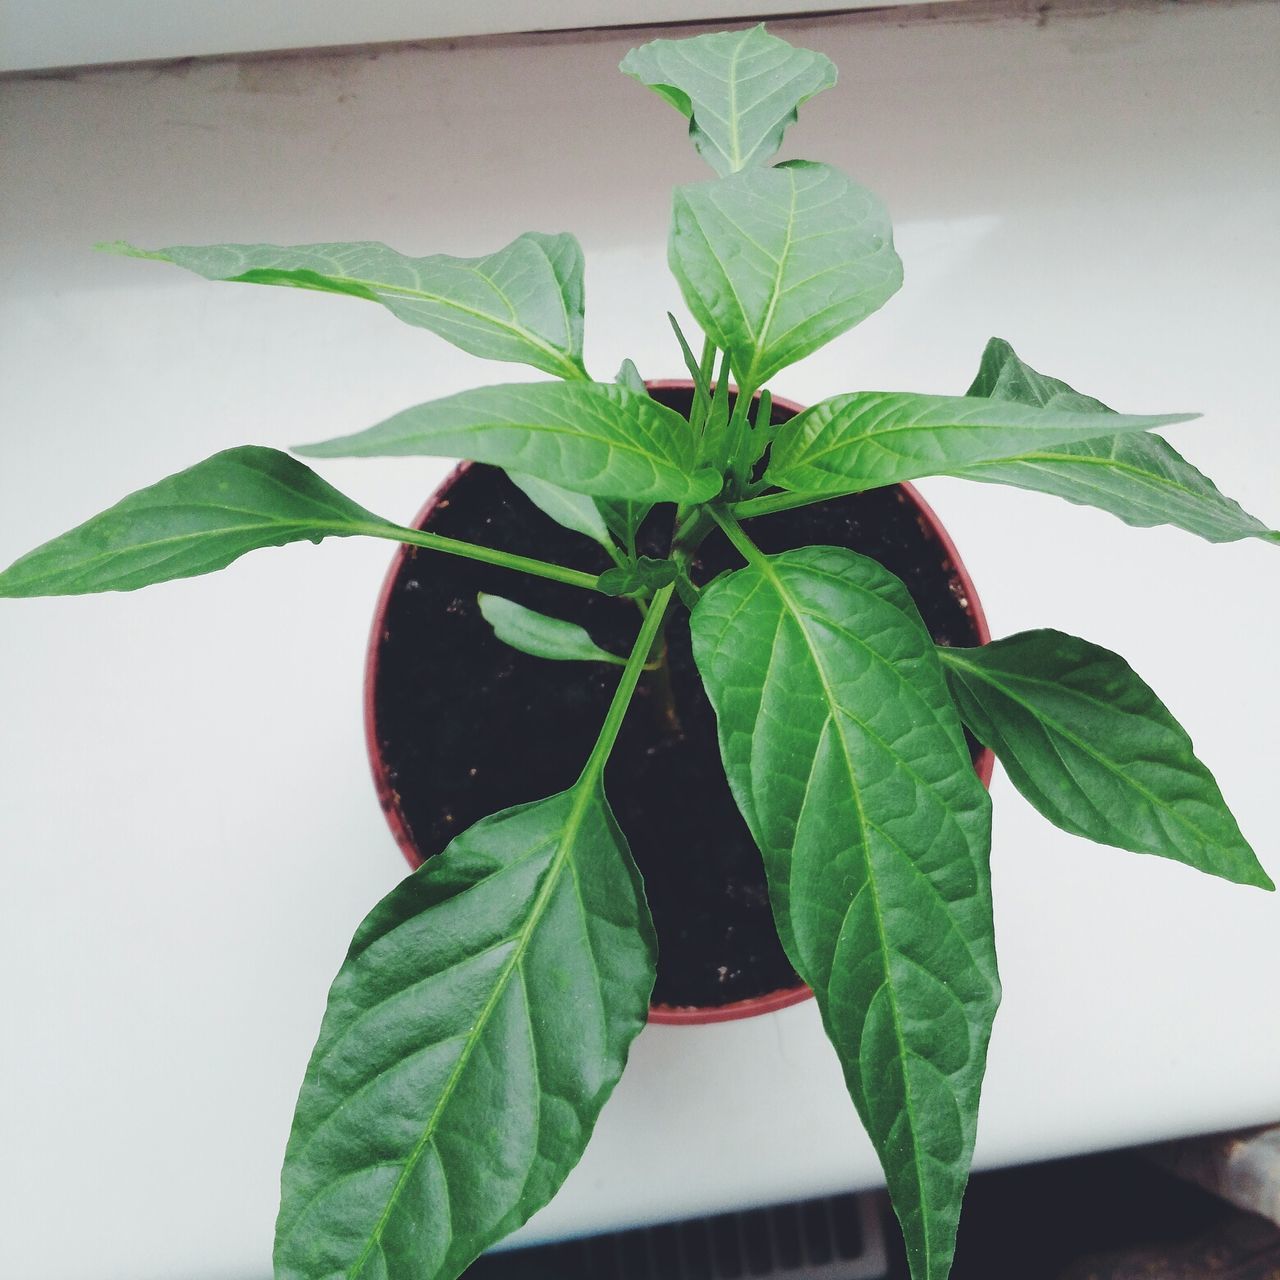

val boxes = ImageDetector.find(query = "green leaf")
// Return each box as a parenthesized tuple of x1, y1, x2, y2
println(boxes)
(596, 497, 651, 555)
(597, 556, 679, 598)
(296, 382, 721, 504)
(103, 233, 589, 380)
(670, 162, 902, 389)
(621, 25, 836, 176)
(601, 365, 655, 550)
(939, 631, 1273, 890)
(614, 358, 648, 396)
(667, 312, 713, 409)
(690, 542, 998, 1280)
(505, 471, 613, 548)
(765, 389, 1197, 495)
(477, 592, 624, 664)
(957, 339, 1278, 545)
(274, 782, 656, 1280)
(0, 446, 393, 597)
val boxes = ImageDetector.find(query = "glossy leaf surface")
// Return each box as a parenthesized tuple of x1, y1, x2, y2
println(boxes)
(957, 338, 1278, 544)
(766, 390, 1195, 495)
(0, 446, 392, 597)
(296, 382, 721, 504)
(274, 784, 656, 1280)
(105, 233, 589, 379)
(670, 161, 902, 388)
(505, 471, 613, 548)
(940, 631, 1273, 889)
(478, 592, 623, 663)
(691, 544, 998, 1280)
(621, 25, 836, 176)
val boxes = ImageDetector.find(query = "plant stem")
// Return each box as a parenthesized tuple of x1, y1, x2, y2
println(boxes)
(731, 488, 842, 520)
(645, 639, 684, 736)
(707, 504, 767, 568)
(580, 582, 677, 782)
(361, 523, 602, 592)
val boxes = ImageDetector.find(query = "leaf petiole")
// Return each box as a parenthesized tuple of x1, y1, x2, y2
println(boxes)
(581, 582, 677, 780)
(731, 488, 837, 520)
(359, 523, 604, 592)
(707, 503, 766, 568)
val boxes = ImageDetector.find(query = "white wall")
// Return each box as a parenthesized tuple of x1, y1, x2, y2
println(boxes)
(0, 0, 948, 73)
(2, 4, 1279, 1277)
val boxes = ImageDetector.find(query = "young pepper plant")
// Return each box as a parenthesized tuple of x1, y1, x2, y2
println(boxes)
(1, 24, 1274, 1280)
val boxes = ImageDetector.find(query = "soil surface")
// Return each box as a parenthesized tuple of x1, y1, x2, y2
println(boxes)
(369, 388, 986, 1010)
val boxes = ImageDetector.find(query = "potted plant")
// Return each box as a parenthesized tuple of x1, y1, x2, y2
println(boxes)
(1, 24, 1273, 1280)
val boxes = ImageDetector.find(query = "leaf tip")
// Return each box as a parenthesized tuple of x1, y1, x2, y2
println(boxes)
(96, 240, 162, 261)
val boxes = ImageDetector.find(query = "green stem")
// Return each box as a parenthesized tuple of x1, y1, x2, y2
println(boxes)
(688, 335, 717, 436)
(362, 523, 602, 592)
(731, 488, 842, 520)
(580, 582, 677, 782)
(708, 504, 767, 569)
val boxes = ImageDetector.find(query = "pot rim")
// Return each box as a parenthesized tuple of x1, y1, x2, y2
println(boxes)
(363, 381, 994, 1028)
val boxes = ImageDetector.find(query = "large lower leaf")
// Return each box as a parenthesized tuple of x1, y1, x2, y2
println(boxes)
(275, 784, 656, 1280)
(621, 25, 836, 176)
(956, 338, 1278, 545)
(670, 161, 902, 389)
(296, 382, 720, 504)
(104, 233, 589, 380)
(939, 631, 1274, 890)
(0, 446, 393, 596)
(691, 543, 998, 1280)
(765, 390, 1195, 494)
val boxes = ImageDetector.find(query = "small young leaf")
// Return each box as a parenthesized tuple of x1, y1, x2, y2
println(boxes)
(478, 593, 624, 664)
(296, 382, 721, 504)
(691, 544, 998, 1280)
(274, 783, 656, 1280)
(596, 556, 679, 598)
(600, 364, 656, 547)
(505, 471, 613, 547)
(596, 498, 651, 556)
(939, 631, 1274, 890)
(766, 390, 1196, 495)
(614, 358, 648, 396)
(670, 162, 902, 389)
(667, 312, 713, 412)
(957, 338, 1278, 545)
(0, 446, 392, 597)
(103, 232, 589, 380)
(621, 25, 836, 176)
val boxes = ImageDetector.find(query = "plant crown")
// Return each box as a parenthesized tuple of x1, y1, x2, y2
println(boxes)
(3, 25, 1275, 1280)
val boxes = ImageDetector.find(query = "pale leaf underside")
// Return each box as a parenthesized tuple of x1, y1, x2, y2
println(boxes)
(956, 338, 1277, 545)
(106, 233, 588, 379)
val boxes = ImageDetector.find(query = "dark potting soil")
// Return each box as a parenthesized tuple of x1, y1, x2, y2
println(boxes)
(370, 388, 986, 1011)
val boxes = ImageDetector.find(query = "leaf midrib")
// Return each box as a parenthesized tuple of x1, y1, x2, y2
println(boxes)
(752, 552, 935, 1279)
(13, 516, 387, 579)
(787, 402, 1163, 471)
(346, 784, 601, 1278)
(239, 265, 584, 380)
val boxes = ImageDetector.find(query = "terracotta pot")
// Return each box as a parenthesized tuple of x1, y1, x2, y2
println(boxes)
(364, 382, 993, 1027)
